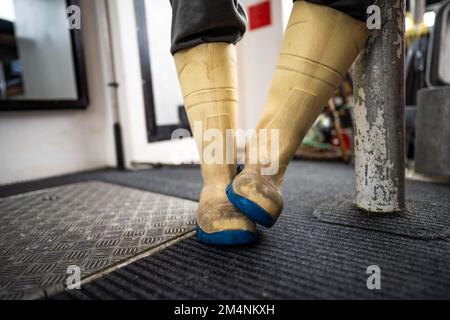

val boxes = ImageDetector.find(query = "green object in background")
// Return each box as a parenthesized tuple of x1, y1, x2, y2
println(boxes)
(301, 114, 334, 151)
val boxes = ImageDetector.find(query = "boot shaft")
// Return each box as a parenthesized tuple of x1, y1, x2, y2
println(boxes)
(247, 1, 369, 184)
(174, 43, 239, 186)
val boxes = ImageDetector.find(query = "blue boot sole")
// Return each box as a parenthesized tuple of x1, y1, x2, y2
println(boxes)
(196, 225, 257, 246)
(226, 183, 276, 228)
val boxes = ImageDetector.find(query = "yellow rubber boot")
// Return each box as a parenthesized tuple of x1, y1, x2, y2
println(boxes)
(226, 1, 369, 227)
(174, 43, 257, 245)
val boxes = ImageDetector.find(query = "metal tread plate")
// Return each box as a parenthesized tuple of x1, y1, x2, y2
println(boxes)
(0, 181, 197, 299)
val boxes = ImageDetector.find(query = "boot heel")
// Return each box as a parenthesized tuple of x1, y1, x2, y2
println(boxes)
(226, 184, 276, 228)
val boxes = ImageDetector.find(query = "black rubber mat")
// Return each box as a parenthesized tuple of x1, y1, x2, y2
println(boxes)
(313, 198, 450, 239)
(2, 161, 449, 299)
(0, 181, 196, 300)
(0, 166, 202, 201)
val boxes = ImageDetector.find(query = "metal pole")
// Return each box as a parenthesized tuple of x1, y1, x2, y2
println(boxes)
(353, 0, 406, 212)
(98, 0, 126, 170)
(411, 0, 425, 25)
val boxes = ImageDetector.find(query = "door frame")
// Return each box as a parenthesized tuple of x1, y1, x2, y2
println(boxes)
(107, 0, 198, 168)
(133, 0, 187, 142)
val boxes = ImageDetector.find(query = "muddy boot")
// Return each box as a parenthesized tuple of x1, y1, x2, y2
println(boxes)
(227, 1, 369, 227)
(174, 43, 257, 245)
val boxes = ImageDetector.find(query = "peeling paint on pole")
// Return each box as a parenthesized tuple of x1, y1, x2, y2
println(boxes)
(353, 0, 406, 212)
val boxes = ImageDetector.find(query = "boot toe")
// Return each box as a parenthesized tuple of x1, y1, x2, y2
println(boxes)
(227, 171, 283, 228)
(196, 202, 257, 246)
(196, 226, 257, 246)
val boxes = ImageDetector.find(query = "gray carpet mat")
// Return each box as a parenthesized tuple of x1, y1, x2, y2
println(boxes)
(0, 181, 196, 300)
(313, 198, 450, 239)
(1, 161, 450, 299)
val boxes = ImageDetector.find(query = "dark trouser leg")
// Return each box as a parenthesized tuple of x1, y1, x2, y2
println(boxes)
(169, 0, 370, 55)
(302, 0, 373, 22)
(169, 0, 247, 55)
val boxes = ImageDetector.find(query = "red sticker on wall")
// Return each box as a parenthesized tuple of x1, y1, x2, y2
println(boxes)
(249, 1, 272, 30)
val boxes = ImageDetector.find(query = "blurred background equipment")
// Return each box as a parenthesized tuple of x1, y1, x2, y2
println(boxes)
(295, 77, 354, 162)
(415, 0, 450, 178)
(296, 0, 450, 182)
(0, 18, 23, 99)
(415, 87, 450, 176)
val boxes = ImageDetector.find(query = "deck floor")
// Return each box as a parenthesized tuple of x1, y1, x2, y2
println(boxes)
(1, 160, 449, 299)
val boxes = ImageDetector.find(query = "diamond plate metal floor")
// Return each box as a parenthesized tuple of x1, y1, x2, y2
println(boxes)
(0, 181, 197, 300)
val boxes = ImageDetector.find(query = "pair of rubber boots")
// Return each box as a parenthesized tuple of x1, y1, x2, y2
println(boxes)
(174, 1, 369, 245)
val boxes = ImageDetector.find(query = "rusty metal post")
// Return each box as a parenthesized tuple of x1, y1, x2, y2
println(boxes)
(353, 0, 406, 212)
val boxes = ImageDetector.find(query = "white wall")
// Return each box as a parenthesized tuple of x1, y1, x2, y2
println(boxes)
(146, 0, 184, 126)
(237, 0, 292, 133)
(0, 0, 116, 184)
(0, 0, 16, 22)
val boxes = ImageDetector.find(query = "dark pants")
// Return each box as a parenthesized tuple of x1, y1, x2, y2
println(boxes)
(170, 0, 372, 54)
